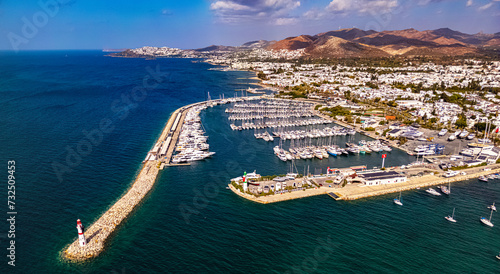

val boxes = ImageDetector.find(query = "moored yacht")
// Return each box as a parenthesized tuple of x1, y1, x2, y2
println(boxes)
(426, 188, 441, 196)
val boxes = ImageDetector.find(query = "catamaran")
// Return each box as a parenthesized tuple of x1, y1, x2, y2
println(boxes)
(445, 208, 457, 223)
(394, 191, 403, 206)
(480, 207, 494, 227)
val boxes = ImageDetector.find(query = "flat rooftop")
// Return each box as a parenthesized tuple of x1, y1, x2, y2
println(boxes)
(358, 171, 404, 181)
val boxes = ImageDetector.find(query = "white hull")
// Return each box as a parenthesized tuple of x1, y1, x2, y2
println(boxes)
(481, 218, 494, 227)
(445, 216, 456, 223)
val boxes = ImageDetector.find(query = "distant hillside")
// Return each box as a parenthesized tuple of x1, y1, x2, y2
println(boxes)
(265, 27, 500, 58)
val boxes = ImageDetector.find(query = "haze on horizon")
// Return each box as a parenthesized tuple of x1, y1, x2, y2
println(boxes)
(0, 0, 499, 51)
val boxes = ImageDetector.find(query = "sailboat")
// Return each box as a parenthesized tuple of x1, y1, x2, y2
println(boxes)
(480, 207, 494, 227)
(445, 208, 456, 223)
(488, 202, 496, 212)
(394, 191, 403, 206)
(440, 182, 451, 195)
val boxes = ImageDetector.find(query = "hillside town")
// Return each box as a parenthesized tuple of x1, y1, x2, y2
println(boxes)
(111, 41, 500, 169)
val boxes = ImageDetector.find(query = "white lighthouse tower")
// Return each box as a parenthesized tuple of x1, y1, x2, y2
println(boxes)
(76, 219, 86, 246)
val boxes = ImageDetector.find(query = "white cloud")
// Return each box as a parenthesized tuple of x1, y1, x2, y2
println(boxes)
(466, 0, 473, 7)
(211, 1, 253, 11)
(303, 8, 326, 20)
(478, 1, 494, 10)
(327, 0, 399, 14)
(210, 0, 301, 24)
(274, 17, 298, 25)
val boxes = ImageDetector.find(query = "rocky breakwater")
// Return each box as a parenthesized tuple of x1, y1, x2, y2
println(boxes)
(64, 161, 159, 261)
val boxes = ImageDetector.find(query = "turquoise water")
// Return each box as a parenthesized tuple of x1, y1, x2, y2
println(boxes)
(0, 51, 499, 273)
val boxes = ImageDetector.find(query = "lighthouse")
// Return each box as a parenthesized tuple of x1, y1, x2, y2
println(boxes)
(242, 171, 248, 192)
(76, 219, 86, 246)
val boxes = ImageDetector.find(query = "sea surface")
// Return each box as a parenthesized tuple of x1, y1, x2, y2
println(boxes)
(0, 51, 499, 273)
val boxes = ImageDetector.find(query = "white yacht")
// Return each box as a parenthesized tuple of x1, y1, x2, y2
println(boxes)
(438, 129, 448, 136)
(448, 134, 456, 141)
(426, 188, 441, 196)
(444, 171, 459, 178)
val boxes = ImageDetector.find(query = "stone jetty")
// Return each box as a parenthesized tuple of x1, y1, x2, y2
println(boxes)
(63, 106, 184, 261)
(64, 161, 159, 261)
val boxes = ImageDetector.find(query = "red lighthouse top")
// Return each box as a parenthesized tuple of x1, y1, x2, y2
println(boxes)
(77, 219, 82, 226)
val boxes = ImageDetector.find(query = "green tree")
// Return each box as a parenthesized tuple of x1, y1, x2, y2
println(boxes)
(455, 117, 467, 129)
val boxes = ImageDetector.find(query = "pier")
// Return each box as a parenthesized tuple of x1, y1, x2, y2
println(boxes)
(63, 105, 184, 261)
(228, 164, 500, 204)
(63, 97, 261, 262)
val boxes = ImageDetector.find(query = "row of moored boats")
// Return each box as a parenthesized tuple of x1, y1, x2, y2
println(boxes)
(172, 105, 215, 163)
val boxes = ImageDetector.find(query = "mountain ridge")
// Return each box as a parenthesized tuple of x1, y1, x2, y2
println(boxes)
(192, 27, 499, 58)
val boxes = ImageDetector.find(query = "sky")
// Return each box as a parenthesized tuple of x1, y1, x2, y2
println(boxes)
(0, 0, 499, 50)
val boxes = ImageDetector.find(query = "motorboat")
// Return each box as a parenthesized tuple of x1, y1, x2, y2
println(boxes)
(426, 188, 441, 196)
(438, 129, 448, 136)
(444, 171, 458, 178)
(479, 176, 488, 182)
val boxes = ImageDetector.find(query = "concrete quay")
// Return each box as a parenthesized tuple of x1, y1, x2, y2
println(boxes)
(229, 165, 500, 204)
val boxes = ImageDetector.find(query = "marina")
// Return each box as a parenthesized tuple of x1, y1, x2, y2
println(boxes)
(63, 96, 262, 261)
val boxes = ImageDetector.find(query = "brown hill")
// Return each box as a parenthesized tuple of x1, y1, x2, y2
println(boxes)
(306, 36, 389, 58)
(267, 35, 316, 51)
(316, 28, 377, 41)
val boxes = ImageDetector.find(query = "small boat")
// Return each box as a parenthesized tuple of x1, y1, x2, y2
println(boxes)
(426, 188, 441, 196)
(479, 176, 488, 182)
(440, 185, 450, 195)
(488, 202, 497, 212)
(445, 208, 457, 223)
(480, 208, 494, 227)
(496, 253, 500, 260)
(438, 129, 448, 136)
(394, 191, 403, 206)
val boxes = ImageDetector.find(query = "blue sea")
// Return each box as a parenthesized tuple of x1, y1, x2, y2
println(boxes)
(0, 51, 499, 273)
